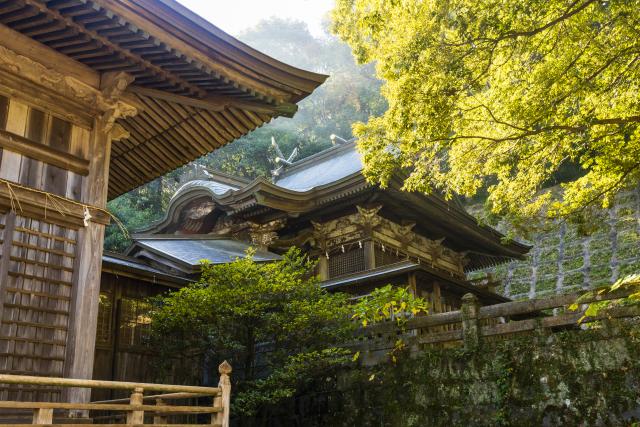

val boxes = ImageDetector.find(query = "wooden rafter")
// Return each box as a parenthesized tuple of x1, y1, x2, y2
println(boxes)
(22, 0, 207, 97)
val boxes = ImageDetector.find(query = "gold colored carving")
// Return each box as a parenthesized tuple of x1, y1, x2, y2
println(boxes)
(249, 219, 286, 249)
(353, 205, 382, 233)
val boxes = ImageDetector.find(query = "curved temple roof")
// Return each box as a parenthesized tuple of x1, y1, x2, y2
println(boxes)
(0, 0, 327, 198)
(149, 141, 531, 272)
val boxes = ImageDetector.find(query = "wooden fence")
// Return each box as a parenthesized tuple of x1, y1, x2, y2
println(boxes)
(0, 361, 232, 427)
(353, 288, 640, 358)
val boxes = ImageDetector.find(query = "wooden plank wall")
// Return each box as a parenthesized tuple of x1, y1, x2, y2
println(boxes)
(0, 94, 90, 401)
(92, 274, 172, 402)
(0, 95, 88, 202)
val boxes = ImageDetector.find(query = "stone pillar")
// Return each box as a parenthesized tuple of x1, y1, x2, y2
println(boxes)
(461, 293, 480, 350)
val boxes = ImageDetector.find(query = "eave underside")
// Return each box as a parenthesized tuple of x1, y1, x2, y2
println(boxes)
(0, 0, 326, 198)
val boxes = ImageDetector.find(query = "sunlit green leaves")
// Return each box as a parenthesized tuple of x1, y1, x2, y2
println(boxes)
(333, 0, 640, 231)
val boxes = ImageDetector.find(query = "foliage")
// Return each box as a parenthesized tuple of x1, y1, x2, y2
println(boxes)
(569, 273, 640, 322)
(104, 18, 386, 252)
(351, 285, 428, 362)
(332, 0, 640, 233)
(147, 248, 354, 416)
(351, 285, 428, 328)
(103, 179, 170, 252)
(254, 324, 640, 426)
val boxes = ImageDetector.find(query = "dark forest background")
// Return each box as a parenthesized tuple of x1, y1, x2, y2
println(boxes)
(104, 18, 386, 252)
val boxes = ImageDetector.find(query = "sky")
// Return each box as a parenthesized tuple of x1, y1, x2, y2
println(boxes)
(176, 0, 335, 38)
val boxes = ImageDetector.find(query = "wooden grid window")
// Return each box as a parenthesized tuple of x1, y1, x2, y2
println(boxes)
(118, 297, 152, 348)
(375, 247, 404, 268)
(328, 247, 365, 278)
(95, 293, 113, 347)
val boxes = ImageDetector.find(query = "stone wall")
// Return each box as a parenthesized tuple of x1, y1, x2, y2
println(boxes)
(473, 188, 640, 299)
(243, 321, 640, 427)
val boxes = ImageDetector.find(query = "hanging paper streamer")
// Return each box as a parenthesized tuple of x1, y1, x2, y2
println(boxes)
(83, 206, 93, 227)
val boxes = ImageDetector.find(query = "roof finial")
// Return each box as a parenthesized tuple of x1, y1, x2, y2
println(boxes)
(330, 134, 351, 145)
(270, 136, 299, 180)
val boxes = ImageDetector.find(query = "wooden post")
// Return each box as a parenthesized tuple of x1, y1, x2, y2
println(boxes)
(64, 116, 112, 406)
(214, 361, 232, 427)
(461, 293, 480, 350)
(127, 387, 144, 425)
(153, 398, 167, 425)
(432, 282, 442, 313)
(363, 240, 375, 270)
(407, 273, 417, 296)
(317, 256, 328, 281)
(32, 408, 53, 425)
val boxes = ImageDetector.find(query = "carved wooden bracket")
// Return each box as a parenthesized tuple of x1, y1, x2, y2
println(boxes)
(249, 219, 286, 249)
(0, 44, 138, 132)
(354, 205, 383, 235)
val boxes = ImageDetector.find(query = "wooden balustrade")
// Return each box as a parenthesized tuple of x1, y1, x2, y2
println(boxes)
(0, 361, 232, 427)
(353, 287, 640, 356)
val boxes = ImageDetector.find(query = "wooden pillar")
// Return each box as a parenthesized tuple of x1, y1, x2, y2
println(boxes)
(407, 273, 417, 296)
(363, 240, 375, 270)
(432, 282, 442, 313)
(317, 256, 328, 281)
(65, 116, 112, 405)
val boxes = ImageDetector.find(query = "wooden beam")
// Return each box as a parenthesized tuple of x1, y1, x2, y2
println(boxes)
(0, 183, 110, 227)
(0, 129, 89, 176)
(128, 85, 226, 111)
(128, 86, 298, 117)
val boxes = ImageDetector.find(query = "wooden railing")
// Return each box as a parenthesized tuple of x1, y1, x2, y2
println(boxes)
(0, 361, 232, 427)
(353, 288, 640, 357)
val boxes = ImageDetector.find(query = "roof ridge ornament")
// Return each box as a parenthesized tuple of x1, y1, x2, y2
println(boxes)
(271, 136, 299, 180)
(180, 163, 215, 184)
(330, 134, 354, 145)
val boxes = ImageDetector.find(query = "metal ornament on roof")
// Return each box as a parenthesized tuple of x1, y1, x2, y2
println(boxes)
(270, 136, 299, 180)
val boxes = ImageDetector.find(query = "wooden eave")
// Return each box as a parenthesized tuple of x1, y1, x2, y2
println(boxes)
(102, 251, 191, 287)
(320, 261, 511, 304)
(0, 0, 327, 199)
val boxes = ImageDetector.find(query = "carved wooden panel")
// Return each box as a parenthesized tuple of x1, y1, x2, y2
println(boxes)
(0, 214, 78, 402)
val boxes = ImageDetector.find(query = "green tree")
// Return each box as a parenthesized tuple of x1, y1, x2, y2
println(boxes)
(147, 248, 354, 416)
(332, 0, 640, 232)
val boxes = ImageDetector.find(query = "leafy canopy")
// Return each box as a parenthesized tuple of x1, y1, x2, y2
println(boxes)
(332, 0, 640, 230)
(147, 248, 354, 416)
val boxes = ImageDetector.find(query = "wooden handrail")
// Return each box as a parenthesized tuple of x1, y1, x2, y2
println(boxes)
(354, 287, 640, 354)
(0, 375, 220, 395)
(0, 361, 232, 427)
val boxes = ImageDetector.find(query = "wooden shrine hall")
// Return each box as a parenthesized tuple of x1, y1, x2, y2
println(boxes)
(91, 139, 531, 392)
(0, 0, 326, 408)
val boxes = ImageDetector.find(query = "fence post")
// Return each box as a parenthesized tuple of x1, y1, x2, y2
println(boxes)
(214, 361, 232, 427)
(153, 398, 167, 425)
(32, 408, 53, 425)
(127, 387, 145, 425)
(461, 293, 480, 350)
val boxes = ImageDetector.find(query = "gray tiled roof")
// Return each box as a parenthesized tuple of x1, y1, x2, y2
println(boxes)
(135, 238, 281, 266)
(274, 143, 362, 191)
(172, 179, 238, 199)
(102, 252, 190, 284)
